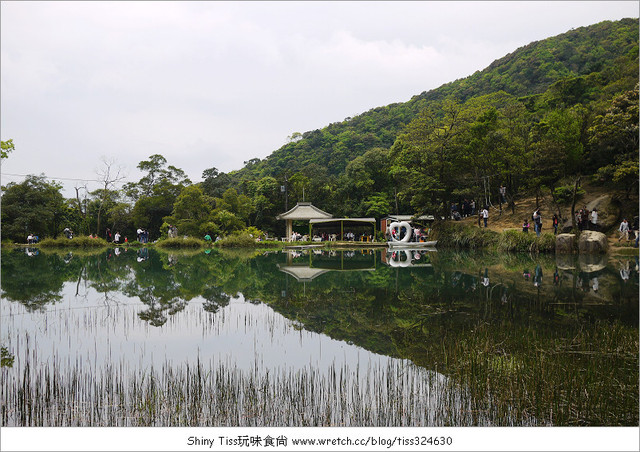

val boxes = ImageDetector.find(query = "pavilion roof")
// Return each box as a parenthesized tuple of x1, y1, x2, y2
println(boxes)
(276, 202, 333, 220)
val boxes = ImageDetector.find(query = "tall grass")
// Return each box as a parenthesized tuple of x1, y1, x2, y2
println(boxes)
(38, 236, 109, 248)
(1, 353, 471, 427)
(432, 223, 499, 249)
(433, 224, 556, 253)
(496, 229, 556, 253)
(412, 321, 639, 426)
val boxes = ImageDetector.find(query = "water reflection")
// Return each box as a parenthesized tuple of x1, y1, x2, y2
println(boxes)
(1, 247, 638, 426)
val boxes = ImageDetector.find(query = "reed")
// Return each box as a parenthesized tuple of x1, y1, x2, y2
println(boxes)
(1, 352, 479, 427)
(433, 223, 556, 253)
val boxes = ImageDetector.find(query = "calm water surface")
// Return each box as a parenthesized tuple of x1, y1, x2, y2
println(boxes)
(1, 247, 638, 426)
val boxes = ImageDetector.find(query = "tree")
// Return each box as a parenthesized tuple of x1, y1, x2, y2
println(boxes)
(126, 155, 191, 239)
(390, 98, 469, 218)
(124, 154, 191, 201)
(94, 157, 126, 236)
(163, 185, 213, 237)
(214, 188, 253, 226)
(1, 175, 65, 242)
(1, 139, 15, 159)
(201, 167, 232, 199)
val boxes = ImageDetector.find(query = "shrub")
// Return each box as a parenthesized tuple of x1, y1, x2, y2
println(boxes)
(155, 237, 204, 249)
(216, 230, 283, 248)
(38, 236, 109, 248)
(432, 223, 499, 249)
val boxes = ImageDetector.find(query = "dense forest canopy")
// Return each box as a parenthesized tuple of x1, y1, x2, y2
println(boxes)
(1, 18, 638, 241)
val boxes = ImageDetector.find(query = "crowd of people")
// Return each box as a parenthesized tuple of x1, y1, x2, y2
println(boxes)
(450, 199, 478, 221)
(575, 206, 599, 231)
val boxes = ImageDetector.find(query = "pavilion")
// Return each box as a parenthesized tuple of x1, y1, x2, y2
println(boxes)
(276, 202, 377, 241)
(276, 202, 333, 239)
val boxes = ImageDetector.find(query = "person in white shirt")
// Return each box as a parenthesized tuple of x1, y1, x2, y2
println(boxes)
(590, 208, 598, 231)
(618, 219, 630, 241)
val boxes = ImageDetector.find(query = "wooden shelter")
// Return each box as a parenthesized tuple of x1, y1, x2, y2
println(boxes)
(276, 202, 333, 239)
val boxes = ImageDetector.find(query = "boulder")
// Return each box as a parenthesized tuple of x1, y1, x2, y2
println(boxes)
(559, 195, 620, 233)
(578, 230, 609, 254)
(556, 233, 576, 254)
(585, 195, 620, 232)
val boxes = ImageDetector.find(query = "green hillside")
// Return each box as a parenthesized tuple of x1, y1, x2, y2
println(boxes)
(3, 19, 637, 242)
(199, 18, 637, 228)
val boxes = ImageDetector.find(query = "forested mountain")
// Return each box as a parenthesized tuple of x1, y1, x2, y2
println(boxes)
(198, 18, 637, 226)
(2, 19, 638, 241)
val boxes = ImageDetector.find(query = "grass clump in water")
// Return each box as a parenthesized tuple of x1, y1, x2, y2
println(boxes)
(496, 229, 555, 253)
(38, 236, 109, 248)
(432, 223, 499, 249)
(155, 237, 204, 249)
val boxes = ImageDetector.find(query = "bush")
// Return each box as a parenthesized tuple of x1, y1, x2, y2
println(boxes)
(155, 237, 204, 249)
(216, 230, 283, 248)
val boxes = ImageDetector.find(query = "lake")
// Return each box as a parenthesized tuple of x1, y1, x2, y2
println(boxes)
(1, 246, 637, 426)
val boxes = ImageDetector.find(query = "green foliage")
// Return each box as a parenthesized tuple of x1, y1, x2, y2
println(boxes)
(496, 229, 556, 253)
(553, 185, 585, 205)
(5, 20, 638, 241)
(155, 237, 204, 249)
(163, 185, 213, 237)
(1, 138, 15, 159)
(431, 223, 500, 249)
(0, 175, 66, 242)
(38, 236, 110, 248)
(215, 231, 263, 248)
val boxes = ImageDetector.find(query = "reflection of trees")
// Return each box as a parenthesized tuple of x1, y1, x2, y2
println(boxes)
(1, 346, 15, 368)
(0, 250, 76, 311)
(202, 287, 231, 314)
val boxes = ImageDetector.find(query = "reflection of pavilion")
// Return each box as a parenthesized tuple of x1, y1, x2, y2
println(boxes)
(277, 249, 377, 282)
(277, 265, 332, 282)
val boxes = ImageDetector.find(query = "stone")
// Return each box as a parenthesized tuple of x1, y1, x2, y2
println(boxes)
(556, 233, 576, 254)
(578, 230, 609, 254)
(584, 195, 620, 232)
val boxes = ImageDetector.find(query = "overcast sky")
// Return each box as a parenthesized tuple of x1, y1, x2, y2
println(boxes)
(1, 1, 637, 197)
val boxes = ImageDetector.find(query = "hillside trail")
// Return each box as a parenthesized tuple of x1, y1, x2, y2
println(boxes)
(456, 184, 638, 252)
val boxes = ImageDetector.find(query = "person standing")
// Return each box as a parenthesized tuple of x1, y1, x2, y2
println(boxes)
(105, 228, 112, 242)
(590, 209, 598, 231)
(533, 209, 542, 236)
(522, 218, 530, 233)
(552, 214, 559, 235)
(499, 185, 506, 203)
(481, 207, 489, 228)
(618, 218, 630, 241)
